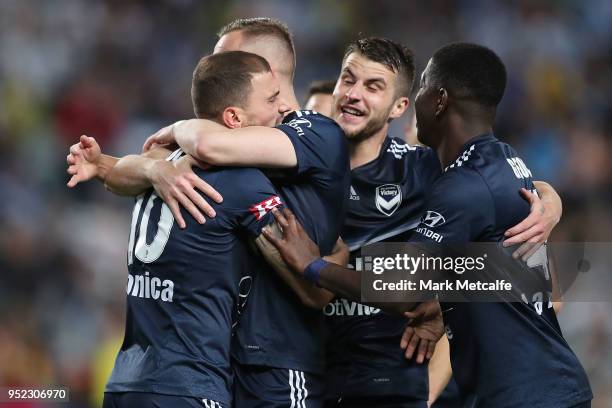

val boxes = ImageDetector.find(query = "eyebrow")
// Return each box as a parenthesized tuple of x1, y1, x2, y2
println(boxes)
(341, 67, 355, 77)
(268, 90, 280, 99)
(342, 67, 386, 87)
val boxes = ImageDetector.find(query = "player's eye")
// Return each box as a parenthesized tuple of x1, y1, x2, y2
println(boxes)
(367, 82, 384, 92)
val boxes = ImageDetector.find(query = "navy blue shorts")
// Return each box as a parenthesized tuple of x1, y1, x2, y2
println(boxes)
(233, 363, 325, 407)
(103, 392, 225, 408)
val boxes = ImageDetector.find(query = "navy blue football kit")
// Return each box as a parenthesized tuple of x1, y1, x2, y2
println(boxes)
(232, 110, 351, 407)
(325, 136, 441, 407)
(104, 150, 282, 408)
(410, 134, 592, 407)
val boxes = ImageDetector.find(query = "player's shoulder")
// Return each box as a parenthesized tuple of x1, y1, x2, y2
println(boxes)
(448, 135, 528, 187)
(433, 162, 491, 207)
(281, 110, 344, 138)
(196, 166, 267, 182)
(384, 137, 423, 159)
(198, 167, 272, 199)
(381, 137, 440, 177)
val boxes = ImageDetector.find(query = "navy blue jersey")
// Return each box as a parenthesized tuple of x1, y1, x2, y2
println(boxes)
(106, 153, 282, 405)
(411, 134, 592, 407)
(232, 110, 351, 373)
(325, 137, 441, 400)
(342, 137, 441, 250)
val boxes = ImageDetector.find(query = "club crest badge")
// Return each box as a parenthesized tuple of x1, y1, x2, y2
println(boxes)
(375, 184, 402, 216)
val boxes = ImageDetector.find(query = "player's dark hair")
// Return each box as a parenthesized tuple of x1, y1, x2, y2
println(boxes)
(306, 80, 336, 99)
(343, 37, 415, 98)
(430, 42, 507, 108)
(191, 51, 271, 120)
(217, 17, 296, 75)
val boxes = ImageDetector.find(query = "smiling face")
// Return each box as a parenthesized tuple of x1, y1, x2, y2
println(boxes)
(332, 52, 407, 141)
(241, 71, 284, 127)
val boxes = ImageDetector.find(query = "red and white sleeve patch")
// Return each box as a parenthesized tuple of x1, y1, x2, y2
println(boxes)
(249, 196, 282, 220)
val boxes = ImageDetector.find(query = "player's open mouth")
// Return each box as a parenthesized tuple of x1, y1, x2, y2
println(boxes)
(341, 107, 364, 117)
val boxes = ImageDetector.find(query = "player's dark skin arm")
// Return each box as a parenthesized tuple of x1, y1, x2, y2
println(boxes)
(255, 223, 340, 309)
(262, 208, 445, 362)
(262, 208, 418, 315)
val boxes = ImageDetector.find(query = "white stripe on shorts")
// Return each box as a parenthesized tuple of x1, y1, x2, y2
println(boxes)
(300, 371, 308, 404)
(288, 369, 307, 408)
(289, 369, 296, 408)
(202, 399, 221, 408)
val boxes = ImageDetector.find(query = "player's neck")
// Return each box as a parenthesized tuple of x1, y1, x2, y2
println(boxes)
(438, 116, 493, 168)
(288, 93, 300, 111)
(284, 81, 301, 111)
(348, 127, 388, 169)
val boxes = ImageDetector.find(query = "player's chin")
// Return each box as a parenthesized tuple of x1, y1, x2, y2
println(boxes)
(343, 126, 367, 139)
(338, 118, 366, 136)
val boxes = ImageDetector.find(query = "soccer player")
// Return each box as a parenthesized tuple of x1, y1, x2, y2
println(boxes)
(304, 80, 336, 116)
(100, 51, 285, 408)
(149, 19, 350, 407)
(69, 18, 351, 407)
(262, 43, 593, 407)
(323, 37, 440, 408)
(323, 37, 563, 408)
(67, 21, 560, 407)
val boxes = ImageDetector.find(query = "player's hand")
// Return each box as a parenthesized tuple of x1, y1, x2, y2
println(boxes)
(66, 135, 102, 187)
(503, 188, 559, 261)
(401, 301, 444, 364)
(142, 121, 184, 152)
(262, 208, 321, 274)
(149, 155, 222, 229)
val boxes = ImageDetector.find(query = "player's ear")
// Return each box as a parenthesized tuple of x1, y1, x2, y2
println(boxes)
(389, 96, 410, 120)
(435, 88, 448, 117)
(221, 107, 245, 129)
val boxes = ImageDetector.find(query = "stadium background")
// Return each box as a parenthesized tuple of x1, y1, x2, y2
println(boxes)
(0, 0, 610, 406)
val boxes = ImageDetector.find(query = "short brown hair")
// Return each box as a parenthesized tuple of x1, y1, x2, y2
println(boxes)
(191, 51, 271, 120)
(217, 17, 296, 76)
(306, 80, 336, 99)
(343, 37, 415, 98)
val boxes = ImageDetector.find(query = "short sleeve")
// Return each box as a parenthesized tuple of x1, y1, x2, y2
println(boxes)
(214, 168, 283, 237)
(276, 110, 348, 181)
(410, 168, 494, 243)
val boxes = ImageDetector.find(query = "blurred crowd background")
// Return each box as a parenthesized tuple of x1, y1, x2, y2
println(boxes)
(0, 0, 611, 406)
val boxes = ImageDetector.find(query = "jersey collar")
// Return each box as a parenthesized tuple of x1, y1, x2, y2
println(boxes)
(444, 133, 496, 172)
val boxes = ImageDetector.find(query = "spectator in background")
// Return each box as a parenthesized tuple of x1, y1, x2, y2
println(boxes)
(304, 79, 336, 117)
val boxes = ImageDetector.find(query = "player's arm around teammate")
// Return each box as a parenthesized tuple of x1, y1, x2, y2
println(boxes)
(66, 135, 221, 228)
(262, 208, 419, 313)
(66, 121, 343, 313)
(255, 221, 344, 308)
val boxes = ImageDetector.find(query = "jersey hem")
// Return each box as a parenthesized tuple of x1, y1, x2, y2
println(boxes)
(104, 382, 230, 406)
(231, 352, 325, 374)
